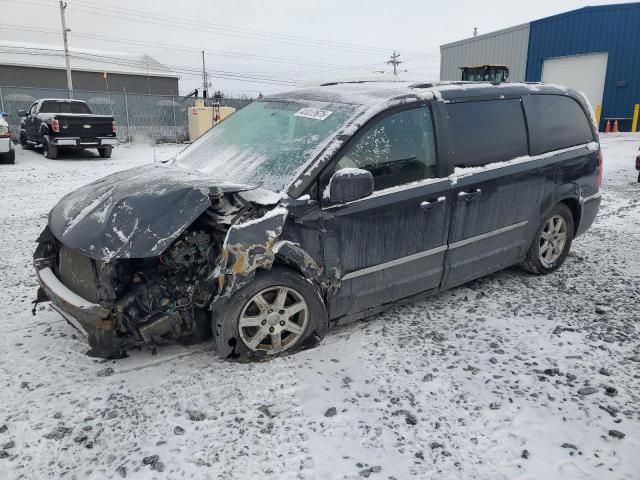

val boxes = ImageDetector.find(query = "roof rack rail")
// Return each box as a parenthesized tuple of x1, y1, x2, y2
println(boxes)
(301, 74, 403, 88)
(409, 81, 483, 89)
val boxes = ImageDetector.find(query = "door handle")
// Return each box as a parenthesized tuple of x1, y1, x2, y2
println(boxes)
(420, 197, 446, 211)
(457, 188, 482, 201)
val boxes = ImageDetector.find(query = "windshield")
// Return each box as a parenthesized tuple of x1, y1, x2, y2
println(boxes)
(40, 101, 92, 114)
(173, 99, 361, 192)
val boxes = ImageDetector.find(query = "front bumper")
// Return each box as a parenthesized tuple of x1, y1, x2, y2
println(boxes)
(36, 266, 126, 358)
(52, 137, 118, 147)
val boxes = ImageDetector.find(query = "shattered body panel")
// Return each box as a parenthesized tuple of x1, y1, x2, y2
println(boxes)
(214, 199, 330, 300)
(217, 207, 289, 295)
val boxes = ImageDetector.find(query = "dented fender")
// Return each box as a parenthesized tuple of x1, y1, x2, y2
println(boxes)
(272, 240, 333, 292)
(213, 207, 333, 304)
(214, 207, 288, 299)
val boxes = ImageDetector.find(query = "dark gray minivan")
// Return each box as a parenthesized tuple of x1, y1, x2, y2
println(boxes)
(33, 81, 602, 360)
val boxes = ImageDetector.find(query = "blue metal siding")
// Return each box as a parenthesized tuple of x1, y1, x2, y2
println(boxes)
(526, 3, 640, 130)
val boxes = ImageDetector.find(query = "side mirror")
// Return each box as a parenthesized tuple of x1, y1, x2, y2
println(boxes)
(328, 168, 374, 203)
(18, 110, 27, 117)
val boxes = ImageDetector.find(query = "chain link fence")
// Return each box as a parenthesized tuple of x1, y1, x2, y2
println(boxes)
(0, 85, 252, 143)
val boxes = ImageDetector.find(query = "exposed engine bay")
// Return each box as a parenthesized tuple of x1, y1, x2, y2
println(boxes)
(33, 181, 285, 358)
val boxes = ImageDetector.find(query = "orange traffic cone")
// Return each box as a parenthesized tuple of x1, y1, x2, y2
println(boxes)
(613, 120, 619, 133)
(604, 120, 611, 133)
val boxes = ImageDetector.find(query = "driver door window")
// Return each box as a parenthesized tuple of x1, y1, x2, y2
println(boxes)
(336, 106, 436, 191)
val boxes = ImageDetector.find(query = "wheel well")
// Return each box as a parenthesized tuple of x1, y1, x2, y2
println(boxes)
(560, 198, 581, 237)
(271, 258, 327, 302)
(271, 258, 306, 279)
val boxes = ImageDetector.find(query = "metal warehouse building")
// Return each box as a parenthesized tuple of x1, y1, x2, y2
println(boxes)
(0, 41, 179, 95)
(440, 2, 640, 131)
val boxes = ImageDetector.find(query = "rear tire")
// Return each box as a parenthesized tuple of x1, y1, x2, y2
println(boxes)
(522, 203, 574, 274)
(212, 267, 328, 361)
(98, 146, 113, 158)
(42, 137, 57, 160)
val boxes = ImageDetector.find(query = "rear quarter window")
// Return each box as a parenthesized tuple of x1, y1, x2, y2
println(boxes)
(446, 99, 528, 167)
(523, 94, 594, 155)
(40, 101, 91, 114)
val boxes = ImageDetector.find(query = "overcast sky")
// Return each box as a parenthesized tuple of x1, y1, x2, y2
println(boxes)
(1, 0, 627, 96)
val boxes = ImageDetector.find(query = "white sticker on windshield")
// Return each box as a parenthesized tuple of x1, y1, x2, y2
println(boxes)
(294, 107, 333, 120)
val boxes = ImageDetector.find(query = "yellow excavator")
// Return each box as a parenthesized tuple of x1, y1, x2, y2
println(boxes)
(461, 65, 509, 83)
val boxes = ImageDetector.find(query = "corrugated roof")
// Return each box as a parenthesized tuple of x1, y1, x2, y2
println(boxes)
(531, 2, 640, 25)
(0, 41, 179, 78)
(440, 23, 530, 49)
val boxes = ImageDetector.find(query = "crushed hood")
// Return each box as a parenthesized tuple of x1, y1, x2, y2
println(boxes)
(48, 163, 253, 261)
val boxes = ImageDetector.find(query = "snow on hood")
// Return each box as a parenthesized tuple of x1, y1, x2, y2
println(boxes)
(48, 163, 253, 261)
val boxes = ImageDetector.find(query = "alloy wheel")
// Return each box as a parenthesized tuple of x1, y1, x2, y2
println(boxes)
(539, 215, 568, 268)
(238, 286, 309, 355)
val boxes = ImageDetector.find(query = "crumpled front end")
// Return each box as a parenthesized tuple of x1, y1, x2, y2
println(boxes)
(34, 220, 228, 358)
(33, 179, 262, 358)
(31, 162, 329, 358)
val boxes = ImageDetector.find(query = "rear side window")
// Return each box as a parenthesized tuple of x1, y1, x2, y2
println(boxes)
(40, 101, 91, 114)
(447, 99, 528, 167)
(523, 95, 594, 155)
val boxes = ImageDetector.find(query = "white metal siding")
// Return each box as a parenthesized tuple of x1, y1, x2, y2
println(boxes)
(542, 53, 608, 112)
(440, 24, 530, 82)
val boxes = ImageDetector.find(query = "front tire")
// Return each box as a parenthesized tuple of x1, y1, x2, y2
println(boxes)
(42, 137, 57, 159)
(522, 203, 574, 274)
(213, 267, 328, 361)
(20, 133, 32, 150)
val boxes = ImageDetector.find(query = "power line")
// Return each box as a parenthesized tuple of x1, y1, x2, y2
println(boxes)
(0, 23, 378, 70)
(0, 46, 300, 86)
(3, 0, 431, 57)
(0, 24, 440, 82)
(0, 24, 440, 87)
(69, 0, 410, 56)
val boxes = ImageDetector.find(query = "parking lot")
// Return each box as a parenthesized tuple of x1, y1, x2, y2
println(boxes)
(0, 136, 638, 479)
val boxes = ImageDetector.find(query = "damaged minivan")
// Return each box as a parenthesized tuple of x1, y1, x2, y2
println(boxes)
(33, 81, 602, 360)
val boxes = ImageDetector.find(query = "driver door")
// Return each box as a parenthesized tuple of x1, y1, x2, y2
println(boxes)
(320, 104, 452, 319)
(26, 102, 38, 140)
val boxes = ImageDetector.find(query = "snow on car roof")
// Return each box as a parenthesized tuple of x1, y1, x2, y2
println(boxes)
(0, 41, 178, 78)
(266, 80, 578, 107)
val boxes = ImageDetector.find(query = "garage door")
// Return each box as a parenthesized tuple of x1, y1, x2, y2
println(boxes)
(542, 53, 608, 113)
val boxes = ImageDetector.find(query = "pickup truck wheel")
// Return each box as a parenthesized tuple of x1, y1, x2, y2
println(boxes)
(98, 146, 112, 158)
(20, 133, 32, 150)
(212, 267, 328, 361)
(42, 137, 57, 159)
(522, 203, 574, 275)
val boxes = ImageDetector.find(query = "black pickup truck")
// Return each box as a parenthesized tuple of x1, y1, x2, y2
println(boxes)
(19, 99, 117, 159)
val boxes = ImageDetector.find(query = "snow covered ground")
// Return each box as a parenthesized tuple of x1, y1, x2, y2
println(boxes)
(0, 137, 638, 480)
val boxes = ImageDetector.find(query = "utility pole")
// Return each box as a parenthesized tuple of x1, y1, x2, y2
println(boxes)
(201, 51, 208, 98)
(387, 50, 402, 76)
(59, 1, 73, 97)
